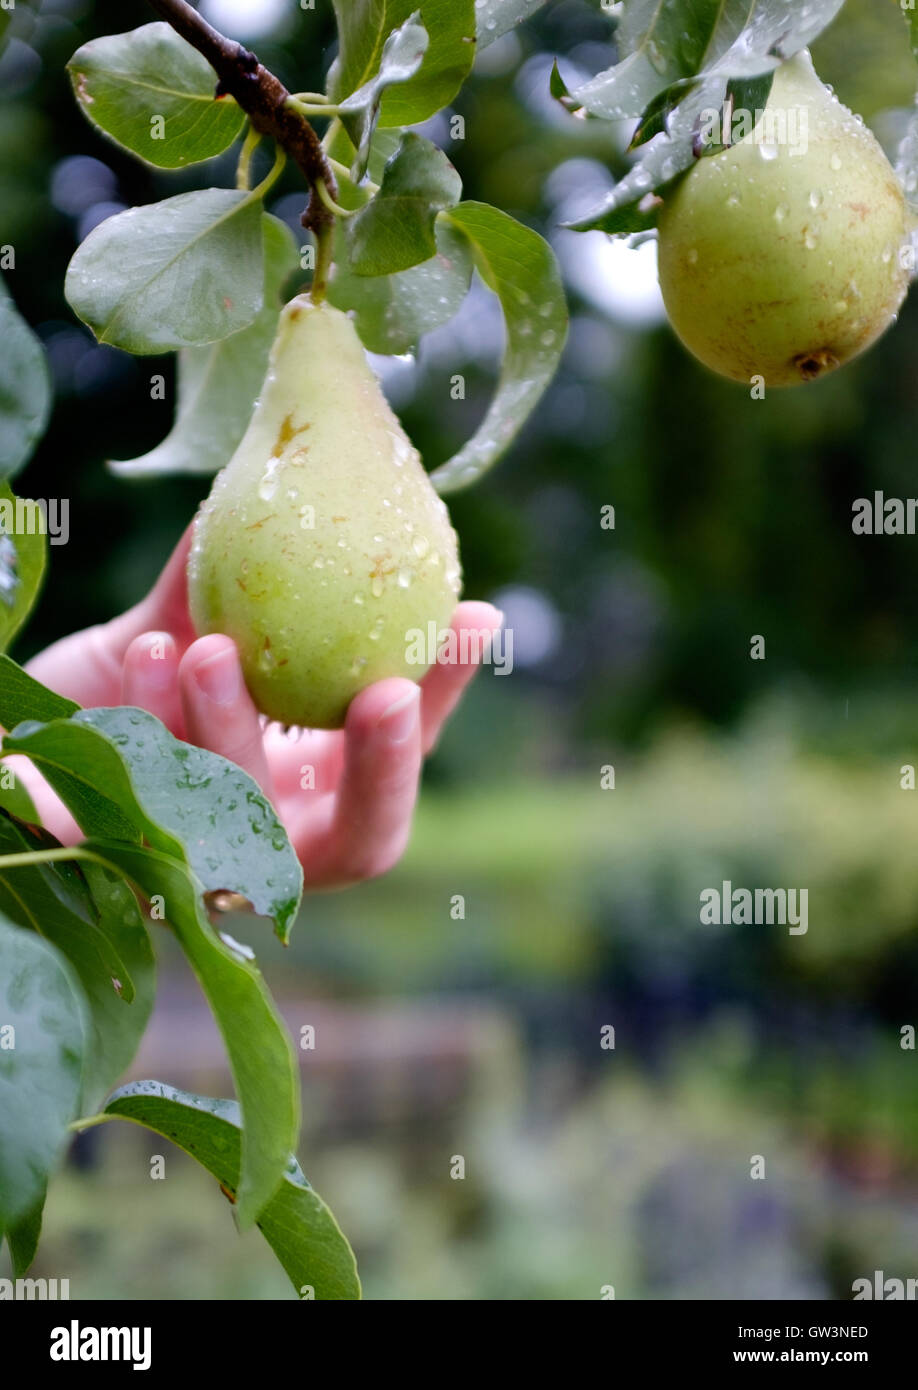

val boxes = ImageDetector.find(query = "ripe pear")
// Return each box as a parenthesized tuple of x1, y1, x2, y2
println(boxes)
(656, 51, 912, 386)
(188, 297, 462, 729)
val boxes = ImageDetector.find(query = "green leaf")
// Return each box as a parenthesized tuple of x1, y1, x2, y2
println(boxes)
(2, 718, 137, 843)
(4, 1185, 45, 1276)
(67, 23, 246, 170)
(0, 653, 80, 729)
(87, 846, 299, 1228)
(330, 0, 475, 128)
(0, 813, 134, 1000)
(3, 706, 302, 941)
(704, 0, 847, 79)
(0, 916, 86, 1229)
(568, 0, 845, 120)
(103, 1082, 360, 1299)
(82, 707, 302, 938)
(365, 127, 406, 186)
(728, 71, 775, 110)
(549, 58, 577, 111)
(567, 69, 742, 236)
(329, 217, 473, 354)
(568, 68, 781, 236)
(0, 274, 52, 480)
(476, 0, 549, 50)
(338, 13, 430, 180)
(569, 0, 719, 121)
(0, 761, 38, 824)
(430, 203, 567, 494)
(110, 215, 299, 479)
(628, 77, 702, 151)
(64, 189, 266, 354)
(345, 132, 462, 276)
(77, 861, 155, 1103)
(0, 483, 47, 654)
(0, 814, 155, 1112)
(324, 122, 403, 202)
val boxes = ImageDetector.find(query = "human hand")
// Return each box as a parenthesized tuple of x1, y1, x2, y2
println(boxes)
(18, 527, 502, 886)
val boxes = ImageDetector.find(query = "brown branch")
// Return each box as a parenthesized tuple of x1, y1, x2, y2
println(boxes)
(145, 0, 337, 232)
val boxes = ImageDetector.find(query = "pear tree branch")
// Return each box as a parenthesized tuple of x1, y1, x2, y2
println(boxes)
(145, 0, 338, 233)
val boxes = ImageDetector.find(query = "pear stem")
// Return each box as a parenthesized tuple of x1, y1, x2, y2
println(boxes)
(311, 221, 335, 306)
(145, 0, 338, 234)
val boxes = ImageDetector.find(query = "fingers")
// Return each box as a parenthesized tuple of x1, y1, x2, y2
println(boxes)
(25, 525, 198, 711)
(178, 635, 272, 793)
(291, 677, 422, 887)
(121, 632, 185, 737)
(283, 603, 501, 886)
(420, 601, 504, 754)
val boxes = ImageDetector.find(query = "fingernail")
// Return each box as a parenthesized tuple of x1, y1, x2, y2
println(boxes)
(379, 687, 420, 744)
(194, 646, 242, 706)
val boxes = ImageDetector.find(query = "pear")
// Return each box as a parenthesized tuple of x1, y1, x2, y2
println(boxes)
(656, 52, 912, 387)
(188, 297, 462, 729)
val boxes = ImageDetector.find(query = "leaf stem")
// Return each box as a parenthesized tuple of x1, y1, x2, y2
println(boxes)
(250, 142, 287, 201)
(287, 96, 340, 120)
(315, 178, 355, 220)
(236, 124, 262, 191)
(68, 1113, 116, 1134)
(0, 846, 112, 871)
(321, 116, 342, 152)
(327, 157, 380, 197)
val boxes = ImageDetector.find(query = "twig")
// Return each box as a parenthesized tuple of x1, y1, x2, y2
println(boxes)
(146, 0, 338, 232)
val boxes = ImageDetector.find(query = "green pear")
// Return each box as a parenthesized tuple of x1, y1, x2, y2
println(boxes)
(188, 297, 462, 728)
(656, 52, 912, 387)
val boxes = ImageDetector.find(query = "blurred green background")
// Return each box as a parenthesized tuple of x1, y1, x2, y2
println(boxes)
(2, 0, 918, 1299)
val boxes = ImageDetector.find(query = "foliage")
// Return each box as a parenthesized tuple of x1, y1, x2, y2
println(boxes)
(0, 0, 568, 1301)
(2, 0, 918, 1302)
(61, 4, 567, 494)
(0, 274, 51, 480)
(553, 0, 858, 234)
(0, 636, 318, 1270)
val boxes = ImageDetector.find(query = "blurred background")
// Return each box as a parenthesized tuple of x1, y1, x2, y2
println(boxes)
(2, 0, 918, 1299)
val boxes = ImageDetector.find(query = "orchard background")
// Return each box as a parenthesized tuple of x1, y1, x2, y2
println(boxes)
(3, 0, 918, 1298)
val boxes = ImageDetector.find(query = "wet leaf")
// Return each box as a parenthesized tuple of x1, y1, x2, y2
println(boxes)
(67, 23, 245, 170)
(0, 917, 87, 1229)
(104, 1081, 359, 1298)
